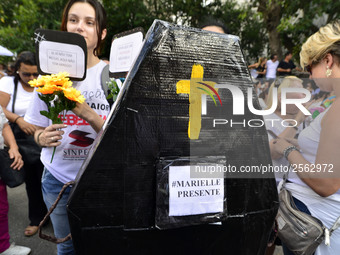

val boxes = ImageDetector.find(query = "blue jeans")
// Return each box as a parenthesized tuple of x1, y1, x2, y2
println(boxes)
(42, 169, 75, 255)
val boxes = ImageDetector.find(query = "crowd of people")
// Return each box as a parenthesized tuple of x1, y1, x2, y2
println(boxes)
(0, 0, 340, 255)
(0, 0, 108, 254)
(251, 23, 339, 255)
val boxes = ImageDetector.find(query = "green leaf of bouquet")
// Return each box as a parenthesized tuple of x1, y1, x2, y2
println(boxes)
(38, 93, 51, 106)
(65, 99, 76, 111)
(39, 110, 51, 119)
(53, 118, 63, 124)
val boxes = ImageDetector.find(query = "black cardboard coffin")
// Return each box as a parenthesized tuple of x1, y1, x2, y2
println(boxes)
(67, 20, 278, 255)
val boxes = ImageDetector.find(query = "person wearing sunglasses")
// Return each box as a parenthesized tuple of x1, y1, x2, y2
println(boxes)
(0, 51, 47, 238)
(272, 20, 340, 254)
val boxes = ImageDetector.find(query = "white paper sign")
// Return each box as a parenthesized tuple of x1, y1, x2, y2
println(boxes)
(39, 41, 85, 78)
(109, 32, 143, 73)
(169, 165, 224, 216)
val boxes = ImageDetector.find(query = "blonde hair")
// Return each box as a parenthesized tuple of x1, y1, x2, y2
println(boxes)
(258, 57, 266, 65)
(266, 76, 302, 109)
(300, 20, 340, 68)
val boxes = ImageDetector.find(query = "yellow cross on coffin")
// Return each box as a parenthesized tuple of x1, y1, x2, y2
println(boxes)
(176, 64, 221, 140)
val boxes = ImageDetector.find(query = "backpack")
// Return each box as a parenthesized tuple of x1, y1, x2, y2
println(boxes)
(101, 64, 113, 107)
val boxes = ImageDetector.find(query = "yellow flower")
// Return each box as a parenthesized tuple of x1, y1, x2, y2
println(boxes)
(29, 72, 73, 90)
(29, 76, 48, 87)
(63, 87, 85, 103)
(36, 85, 55, 94)
(50, 73, 70, 85)
(29, 71, 85, 109)
(62, 80, 73, 89)
(56, 72, 69, 79)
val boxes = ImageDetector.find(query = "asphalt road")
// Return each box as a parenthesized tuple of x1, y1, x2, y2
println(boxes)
(7, 184, 57, 255)
(7, 183, 283, 255)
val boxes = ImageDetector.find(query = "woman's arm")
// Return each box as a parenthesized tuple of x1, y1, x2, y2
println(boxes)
(273, 101, 340, 196)
(31, 103, 103, 148)
(248, 63, 259, 69)
(268, 116, 304, 160)
(33, 124, 66, 148)
(2, 123, 23, 170)
(285, 149, 340, 197)
(0, 91, 37, 135)
(71, 102, 105, 133)
(257, 67, 267, 75)
(269, 100, 314, 159)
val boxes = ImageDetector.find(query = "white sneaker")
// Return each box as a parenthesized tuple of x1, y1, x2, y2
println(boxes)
(0, 243, 31, 255)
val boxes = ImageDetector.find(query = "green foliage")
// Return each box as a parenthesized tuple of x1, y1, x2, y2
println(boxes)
(101, 0, 155, 57)
(0, 0, 67, 54)
(0, 0, 268, 62)
(279, 0, 340, 61)
(217, 1, 267, 62)
(106, 78, 120, 102)
(252, 0, 340, 63)
(1, 0, 338, 66)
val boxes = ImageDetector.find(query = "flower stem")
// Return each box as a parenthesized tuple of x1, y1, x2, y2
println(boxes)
(50, 146, 56, 163)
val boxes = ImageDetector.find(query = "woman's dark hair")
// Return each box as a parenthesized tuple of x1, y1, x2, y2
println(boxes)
(198, 17, 230, 34)
(61, 0, 107, 56)
(14, 51, 37, 85)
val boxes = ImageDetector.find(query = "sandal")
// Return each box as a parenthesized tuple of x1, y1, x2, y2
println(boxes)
(24, 225, 39, 237)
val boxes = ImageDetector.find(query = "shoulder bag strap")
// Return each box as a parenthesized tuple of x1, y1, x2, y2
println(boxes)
(11, 79, 18, 114)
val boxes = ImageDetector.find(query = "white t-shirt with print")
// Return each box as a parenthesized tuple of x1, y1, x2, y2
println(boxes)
(24, 61, 110, 183)
(0, 76, 34, 116)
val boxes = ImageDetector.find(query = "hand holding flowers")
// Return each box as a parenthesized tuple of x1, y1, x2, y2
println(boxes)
(29, 72, 85, 162)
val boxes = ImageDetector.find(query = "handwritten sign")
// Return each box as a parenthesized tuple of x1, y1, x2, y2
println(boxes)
(169, 165, 224, 216)
(34, 29, 87, 80)
(109, 31, 143, 74)
(39, 41, 85, 78)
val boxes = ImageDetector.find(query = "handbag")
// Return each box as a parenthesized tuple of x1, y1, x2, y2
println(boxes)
(9, 122, 41, 165)
(276, 176, 340, 255)
(9, 80, 41, 166)
(0, 147, 25, 188)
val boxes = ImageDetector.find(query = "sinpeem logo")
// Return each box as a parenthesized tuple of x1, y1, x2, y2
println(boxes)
(176, 65, 312, 140)
(176, 64, 222, 140)
(69, 130, 94, 147)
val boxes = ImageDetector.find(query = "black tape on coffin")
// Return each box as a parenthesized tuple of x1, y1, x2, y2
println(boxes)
(67, 20, 278, 255)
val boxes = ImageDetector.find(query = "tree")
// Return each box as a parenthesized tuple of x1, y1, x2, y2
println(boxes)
(278, 0, 340, 58)
(101, 0, 218, 57)
(101, 0, 266, 62)
(252, 0, 340, 63)
(215, 0, 267, 62)
(253, 0, 283, 59)
(0, 0, 67, 54)
(101, 0, 155, 57)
